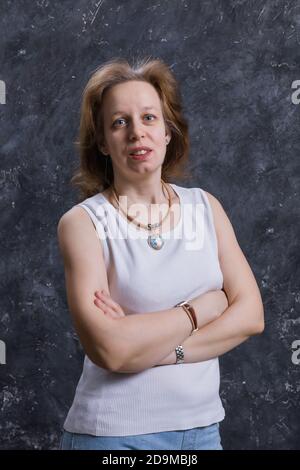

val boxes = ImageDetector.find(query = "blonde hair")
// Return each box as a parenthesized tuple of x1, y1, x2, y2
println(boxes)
(71, 56, 192, 201)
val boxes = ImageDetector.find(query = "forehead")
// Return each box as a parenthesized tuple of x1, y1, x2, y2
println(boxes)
(103, 80, 162, 115)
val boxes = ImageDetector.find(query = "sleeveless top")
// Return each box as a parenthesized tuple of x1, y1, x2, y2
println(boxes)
(63, 183, 225, 436)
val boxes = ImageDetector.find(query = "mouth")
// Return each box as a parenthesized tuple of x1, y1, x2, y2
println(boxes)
(130, 150, 152, 161)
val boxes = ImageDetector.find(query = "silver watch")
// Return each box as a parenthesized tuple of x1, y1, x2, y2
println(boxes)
(175, 345, 184, 364)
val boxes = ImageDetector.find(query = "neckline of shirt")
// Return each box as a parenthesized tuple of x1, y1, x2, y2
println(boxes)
(97, 183, 184, 237)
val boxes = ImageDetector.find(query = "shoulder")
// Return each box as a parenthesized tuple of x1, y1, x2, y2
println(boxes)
(202, 190, 239, 266)
(57, 205, 91, 231)
(202, 189, 222, 211)
(57, 193, 103, 226)
(202, 190, 233, 236)
(175, 185, 232, 234)
(57, 204, 99, 252)
(57, 204, 105, 268)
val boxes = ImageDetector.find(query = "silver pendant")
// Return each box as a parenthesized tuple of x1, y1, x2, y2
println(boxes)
(147, 233, 164, 250)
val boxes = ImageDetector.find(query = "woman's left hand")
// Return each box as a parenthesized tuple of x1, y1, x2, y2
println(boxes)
(94, 290, 126, 319)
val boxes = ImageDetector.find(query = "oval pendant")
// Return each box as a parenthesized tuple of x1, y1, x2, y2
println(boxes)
(147, 234, 164, 250)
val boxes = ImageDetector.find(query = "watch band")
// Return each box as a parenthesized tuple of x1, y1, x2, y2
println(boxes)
(175, 345, 184, 364)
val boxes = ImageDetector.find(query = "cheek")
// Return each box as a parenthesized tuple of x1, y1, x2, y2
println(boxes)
(110, 136, 125, 154)
(152, 128, 166, 144)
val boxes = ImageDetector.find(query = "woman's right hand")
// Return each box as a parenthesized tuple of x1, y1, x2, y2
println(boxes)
(94, 290, 126, 319)
(189, 289, 229, 330)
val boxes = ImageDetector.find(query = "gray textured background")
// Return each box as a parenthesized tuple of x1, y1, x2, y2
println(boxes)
(1, 0, 299, 450)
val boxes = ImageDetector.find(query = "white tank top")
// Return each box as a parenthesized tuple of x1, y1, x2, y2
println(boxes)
(63, 183, 225, 436)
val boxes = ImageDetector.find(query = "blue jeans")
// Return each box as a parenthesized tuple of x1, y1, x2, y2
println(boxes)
(59, 423, 222, 450)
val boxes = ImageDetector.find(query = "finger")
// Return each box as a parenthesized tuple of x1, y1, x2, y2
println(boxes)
(94, 296, 124, 318)
(95, 290, 126, 316)
(95, 291, 124, 315)
(94, 297, 120, 318)
(93, 298, 107, 314)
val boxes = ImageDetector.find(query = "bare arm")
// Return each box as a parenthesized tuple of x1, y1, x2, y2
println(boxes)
(153, 302, 254, 367)
(59, 191, 263, 374)
(58, 206, 198, 372)
(156, 192, 265, 367)
(96, 191, 264, 372)
(94, 289, 229, 373)
(57, 207, 121, 371)
(95, 288, 253, 370)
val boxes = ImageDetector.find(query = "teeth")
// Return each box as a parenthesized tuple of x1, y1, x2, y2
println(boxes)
(131, 150, 148, 155)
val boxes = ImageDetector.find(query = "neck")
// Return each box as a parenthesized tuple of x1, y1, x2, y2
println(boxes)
(111, 177, 169, 207)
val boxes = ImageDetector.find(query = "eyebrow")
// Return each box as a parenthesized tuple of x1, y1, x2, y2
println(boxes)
(111, 106, 158, 117)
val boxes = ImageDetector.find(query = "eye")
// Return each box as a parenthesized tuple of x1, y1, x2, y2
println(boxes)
(113, 118, 126, 127)
(112, 114, 156, 127)
(145, 114, 156, 121)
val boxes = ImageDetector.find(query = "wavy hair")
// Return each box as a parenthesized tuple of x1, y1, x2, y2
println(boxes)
(70, 56, 192, 201)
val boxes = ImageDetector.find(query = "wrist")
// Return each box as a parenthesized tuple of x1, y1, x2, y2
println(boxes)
(174, 301, 198, 334)
(190, 293, 218, 329)
(189, 298, 202, 326)
(157, 350, 177, 366)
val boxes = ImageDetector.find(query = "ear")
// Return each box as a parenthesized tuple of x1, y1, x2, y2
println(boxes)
(101, 147, 108, 155)
(97, 138, 108, 155)
(164, 121, 172, 144)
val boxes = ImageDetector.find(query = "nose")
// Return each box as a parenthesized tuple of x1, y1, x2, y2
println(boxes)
(128, 118, 145, 141)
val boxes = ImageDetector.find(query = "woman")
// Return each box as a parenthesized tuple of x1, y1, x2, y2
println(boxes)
(57, 57, 264, 450)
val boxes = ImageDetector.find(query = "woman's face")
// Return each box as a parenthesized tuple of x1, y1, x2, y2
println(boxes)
(100, 80, 171, 180)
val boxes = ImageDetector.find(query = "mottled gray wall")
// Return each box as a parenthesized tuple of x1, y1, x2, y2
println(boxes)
(1, 0, 299, 450)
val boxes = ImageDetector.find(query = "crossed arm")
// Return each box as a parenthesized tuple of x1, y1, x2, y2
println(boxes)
(155, 297, 258, 367)
(94, 191, 264, 373)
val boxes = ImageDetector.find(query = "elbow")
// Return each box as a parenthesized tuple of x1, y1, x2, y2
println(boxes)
(111, 346, 139, 374)
(249, 306, 265, 336)
(103, 345, 128, 373)
(110, 352, 133, 374)
(107, 359, 123, 373)
(87, 351, 111, 371)
(102, 352, 122, 373)
(255, 318, 265, 335)
(91, 355, 120, 372)
(85, 346, 120, 372)
(91, 325, 130, 373)
(250, 320, 265, 336)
